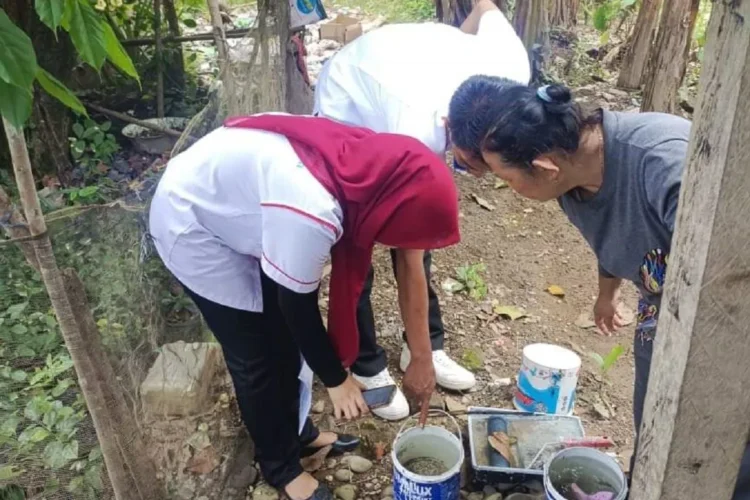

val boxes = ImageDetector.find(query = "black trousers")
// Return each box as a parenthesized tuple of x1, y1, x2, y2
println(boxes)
(352, 249, 445, 377)
(184, 275, 319, 490)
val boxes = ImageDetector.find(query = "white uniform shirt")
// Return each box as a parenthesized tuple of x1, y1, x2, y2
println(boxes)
(314, 10, 530, 154)
(149, 125, 343, 312)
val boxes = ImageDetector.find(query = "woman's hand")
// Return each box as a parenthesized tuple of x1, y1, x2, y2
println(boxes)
(593, 292, 623, 336)
(327, 374, 368, 420)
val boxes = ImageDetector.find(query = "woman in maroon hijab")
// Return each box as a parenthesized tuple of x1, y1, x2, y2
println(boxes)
(149, 114, 460, 500)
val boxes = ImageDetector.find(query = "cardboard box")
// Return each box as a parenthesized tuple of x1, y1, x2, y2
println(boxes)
(319, 15, 363, 44)
(289, 0, 327, 30)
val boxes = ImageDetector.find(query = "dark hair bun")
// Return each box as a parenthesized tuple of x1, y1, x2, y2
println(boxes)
(541, 84, 574, 114)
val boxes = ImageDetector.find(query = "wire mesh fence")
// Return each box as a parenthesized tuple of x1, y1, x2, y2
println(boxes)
(0, 1, 287, 497)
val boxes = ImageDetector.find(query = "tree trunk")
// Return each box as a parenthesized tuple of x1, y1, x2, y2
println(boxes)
(0, 185, 39, 272)
(514, 0, 549, 64)
(617, 0, 662, 89)
(3, 119, 165, 500)
(162, 0, 186, 92)
(640, 0, 700, 112)
(548, 0, 578, 28)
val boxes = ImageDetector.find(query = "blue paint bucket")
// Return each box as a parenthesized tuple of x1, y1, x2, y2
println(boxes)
(392, 410, 463, 500)
(543, 448, 627, 500)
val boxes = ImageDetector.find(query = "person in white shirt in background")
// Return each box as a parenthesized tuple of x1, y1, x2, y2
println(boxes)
(314, 0, 530, 421)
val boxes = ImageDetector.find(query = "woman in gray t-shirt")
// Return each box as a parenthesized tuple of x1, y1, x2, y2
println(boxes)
(447, 76, 750, 498)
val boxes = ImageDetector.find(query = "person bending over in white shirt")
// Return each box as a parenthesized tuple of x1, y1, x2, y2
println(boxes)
(149, 114, 460, 500)
(313, 0, 530, 420)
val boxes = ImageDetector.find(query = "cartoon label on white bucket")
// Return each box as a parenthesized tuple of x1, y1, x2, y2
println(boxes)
(514, 367, 576, 414)
(394, 469, 460, 500)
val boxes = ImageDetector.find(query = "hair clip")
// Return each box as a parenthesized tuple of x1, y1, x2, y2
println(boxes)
(536, 85, 553, 103)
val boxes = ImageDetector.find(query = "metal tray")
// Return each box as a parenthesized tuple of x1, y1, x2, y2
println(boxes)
(467, 407, 585, 486)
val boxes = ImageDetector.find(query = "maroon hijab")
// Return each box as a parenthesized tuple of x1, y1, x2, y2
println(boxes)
(225, 115, 460, 367)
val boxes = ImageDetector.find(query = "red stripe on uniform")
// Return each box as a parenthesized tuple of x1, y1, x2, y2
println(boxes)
(261, 202, 340, 237)
(262, 252, 320, 286)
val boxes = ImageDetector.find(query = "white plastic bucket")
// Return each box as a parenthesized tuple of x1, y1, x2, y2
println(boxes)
(544, 447, 627, 500)
(513, 343, 581, 415)
(392, 410, 463, 500)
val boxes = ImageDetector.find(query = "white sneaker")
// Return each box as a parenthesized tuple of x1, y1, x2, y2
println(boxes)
(400, 345, 477, 391)
(352, 369, 410, 421)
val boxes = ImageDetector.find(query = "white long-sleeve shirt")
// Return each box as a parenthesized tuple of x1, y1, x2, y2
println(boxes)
(314, 10, 530, 154)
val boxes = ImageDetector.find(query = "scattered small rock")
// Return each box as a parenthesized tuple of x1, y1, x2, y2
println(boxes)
(492, 377, 513, 387)
(483, 486, 497, 495)
(326, 476, 334, 482)
(485, 493, 503, 500)
(312, 400, 326, 414)
(445, 396, 466, 413)
(341, 455, 373, 473)
(335, 469, 354, 482)
(335, 484, 358, 500)
(429, 392, 445, 411)
(461, 395, 472, 405)
(252, 483, 279, 500)
(460, 491, 469, 500)
(468, 492, 484, 500)
(593, 402, 611, 420)
(326, 458, 338, 469)
(380, 485, 393, 498)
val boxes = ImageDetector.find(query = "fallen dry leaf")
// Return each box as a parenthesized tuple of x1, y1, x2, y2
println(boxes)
(441, 278, 465, 293)
(186, 445, 219, 475)
(374, 442, 387, 461)
(494, 180, 508, 189)
(547, 285, 565, 297)
(493, 305, 527, 321)
(488, 432, 517, 467)
(471, 193, 496, 211)
(575, 312, 596, 329)
(300, 444, 332, 472)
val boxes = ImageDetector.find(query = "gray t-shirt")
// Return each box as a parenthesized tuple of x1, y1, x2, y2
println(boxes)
(559, 110, 691, 339)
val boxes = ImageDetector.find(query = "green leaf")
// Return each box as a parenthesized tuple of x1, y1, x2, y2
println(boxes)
(19, 425, 50, 443)
(10, 370, 27, 382)
(43, 440, 72, 468)
(10, 323, 28, 335)
(88, 446, 102, 462)
(182, 17, 197, 27)
(36, 67, 86, 115)
(0, 414, 20, 437)
(0, 465, 23, 481)
(52, 378, 73, 397)
(78, 186, 98, 197)
(64, 439, 79, 460)
(588, 352, 605, 369)
(592, 4, 610, 32)
(7, 302, 29, 319)
(16, 345, 36, 358)
(62, 0, 107, 70)
(72, 122, 84, 137)
(99, 120, 110, 131)
(101, 22, 139, 82)
(621, 0, 637, 6)
(84, 463, 104, 491)
(35, 0, 66, 32)
(0, 9, 38, 89)
(601, 344, 625, 372)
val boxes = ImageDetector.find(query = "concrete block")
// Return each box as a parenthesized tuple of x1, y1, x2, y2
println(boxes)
(141, 341, 220, 416)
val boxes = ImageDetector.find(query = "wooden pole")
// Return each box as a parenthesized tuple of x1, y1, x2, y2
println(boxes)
(629, 0, 750, 496)
(2, 118, 165, 500)
(154, 0, 165, 118)
(120, 28, 257, 47)
(85, 102, 188, 138)
(0, 185, 39, 271)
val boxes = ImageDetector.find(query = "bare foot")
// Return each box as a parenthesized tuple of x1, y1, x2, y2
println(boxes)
(306, 431, 337, 448)
(285, 472, 319, 500)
